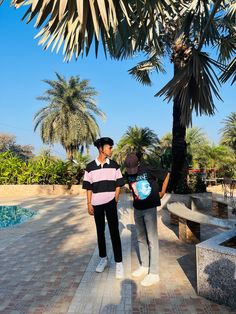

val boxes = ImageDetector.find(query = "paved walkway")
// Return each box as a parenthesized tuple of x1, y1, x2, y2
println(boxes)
(0, 193, 235, 314)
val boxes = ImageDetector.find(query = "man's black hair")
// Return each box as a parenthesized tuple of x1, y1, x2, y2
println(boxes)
(94, 137, 114, 149)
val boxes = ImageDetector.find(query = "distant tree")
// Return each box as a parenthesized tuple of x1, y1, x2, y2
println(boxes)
(200, 144, 236, 178)
(0, 133, 16, 151)
(220, 112, 236, 153)
(34, 73, 105, 160)
(185, 127, 209, 169)
(0, 133, 34, 160)
(186, 127, 209, 150)
(112, 126, 159, 164)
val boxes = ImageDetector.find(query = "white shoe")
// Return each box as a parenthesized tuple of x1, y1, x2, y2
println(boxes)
(96, 257, 108, 273)
(141, 274, 160, 287)
(116, 262, 124, 279)
(132, 266, 149, 278)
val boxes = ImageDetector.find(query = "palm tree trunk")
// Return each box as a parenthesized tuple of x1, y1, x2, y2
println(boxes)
(170, 94, 188, 193)
(66, 148, 73, 161)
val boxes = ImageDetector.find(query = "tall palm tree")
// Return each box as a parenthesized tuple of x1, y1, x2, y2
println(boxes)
(220, 112, 236, 152)
(112, 125, 159, 164)
(34, 73, 105, 160)
(127, 1, 235, 192)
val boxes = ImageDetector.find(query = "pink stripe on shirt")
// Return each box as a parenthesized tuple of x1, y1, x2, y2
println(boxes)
(90, 168, 117, 183)
(92, 191, 115, 206)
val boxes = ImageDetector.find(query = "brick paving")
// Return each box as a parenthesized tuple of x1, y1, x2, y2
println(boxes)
(0, 193, 235, 313)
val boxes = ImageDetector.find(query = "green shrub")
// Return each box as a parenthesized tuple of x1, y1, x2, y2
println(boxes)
(0, 151, 86, 185)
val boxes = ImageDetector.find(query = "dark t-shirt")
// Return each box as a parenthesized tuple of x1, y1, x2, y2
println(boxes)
(127, 163, 168, 210)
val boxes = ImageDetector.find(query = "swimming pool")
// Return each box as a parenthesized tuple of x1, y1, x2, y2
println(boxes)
(0, 205, 36, 228)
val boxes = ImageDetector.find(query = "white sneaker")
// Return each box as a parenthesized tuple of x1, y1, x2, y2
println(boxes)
(141, 274, 160, 287)
(132, 266, 149, 278)
(116, 262, 124, 279)
(96, 257, 108, 273)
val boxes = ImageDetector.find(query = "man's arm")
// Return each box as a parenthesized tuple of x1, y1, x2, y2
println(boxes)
(159, 172, 170, 199)
(86, 190, 94, 215)
(114, 165, 125, 202)
(115, 186, 121, 203)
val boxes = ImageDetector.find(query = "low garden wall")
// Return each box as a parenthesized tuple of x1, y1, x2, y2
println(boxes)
(196, 229, 236, 309)
(0, 185, 87, 197)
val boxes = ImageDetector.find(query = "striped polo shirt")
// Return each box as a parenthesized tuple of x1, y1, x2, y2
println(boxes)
(82, 158, 125, 206)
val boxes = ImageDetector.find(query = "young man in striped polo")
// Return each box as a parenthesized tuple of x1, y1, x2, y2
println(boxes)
(82, 137, 125, 279)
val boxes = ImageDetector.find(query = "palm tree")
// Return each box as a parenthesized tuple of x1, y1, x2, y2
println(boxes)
(127, 1, 235, 192)
(34, 73, 105, 160)
(219, 112, 236, 152)
(186, 127, 209, 158)
(112, 125, 159, 164)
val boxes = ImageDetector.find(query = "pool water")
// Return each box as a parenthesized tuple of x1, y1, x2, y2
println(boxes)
(0, 205, 36, 228)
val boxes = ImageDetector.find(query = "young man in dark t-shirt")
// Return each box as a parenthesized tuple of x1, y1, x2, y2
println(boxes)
(124, 152, 170, 286)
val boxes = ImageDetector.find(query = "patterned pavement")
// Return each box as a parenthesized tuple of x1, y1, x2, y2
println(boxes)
(0, 193, 235, 314)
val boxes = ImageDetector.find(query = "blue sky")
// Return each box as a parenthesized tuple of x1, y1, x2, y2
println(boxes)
(0, 2, 235, 159)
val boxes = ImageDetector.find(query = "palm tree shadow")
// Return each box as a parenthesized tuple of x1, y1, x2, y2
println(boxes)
(202, 258, 236, 309)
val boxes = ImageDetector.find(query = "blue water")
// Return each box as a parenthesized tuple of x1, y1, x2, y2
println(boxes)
(0, 205, 36, 228)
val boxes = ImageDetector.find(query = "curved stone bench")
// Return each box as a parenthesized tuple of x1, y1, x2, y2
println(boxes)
(191, 195, 233, 218)
(167, 202, 236, 244)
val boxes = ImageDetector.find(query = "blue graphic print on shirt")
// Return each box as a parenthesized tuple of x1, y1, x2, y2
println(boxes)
(129, 173, 152, 200)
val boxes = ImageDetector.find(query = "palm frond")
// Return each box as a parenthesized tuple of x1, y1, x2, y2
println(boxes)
(180, 0, 219, 46)
(156, 49, 224, 126)
(216, 35, 236, 63)
(9, 0, 178, 60)
(220, 56, 236, 84)
(128, 44, 165, 85)
(128, 54, 165, 86)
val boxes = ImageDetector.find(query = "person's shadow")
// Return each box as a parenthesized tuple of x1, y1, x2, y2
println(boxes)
(100, 279, 137, 313)
(202, 258, 236, 309)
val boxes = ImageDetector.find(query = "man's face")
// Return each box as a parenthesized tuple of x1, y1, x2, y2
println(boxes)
(101, 144, 113, 157)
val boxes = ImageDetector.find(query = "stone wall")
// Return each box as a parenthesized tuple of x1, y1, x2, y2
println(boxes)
(0, 185, 87, 197)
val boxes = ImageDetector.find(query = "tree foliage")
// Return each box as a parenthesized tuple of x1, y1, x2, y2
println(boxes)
(34, 73, 105, 160)
(0, 133, 34, 160)
(112, 125, 159, 165)
(0, 151, 89, 185)
(219, 112, 236, 152)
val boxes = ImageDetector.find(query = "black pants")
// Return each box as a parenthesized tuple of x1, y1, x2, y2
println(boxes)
(93, 198, 122, 262)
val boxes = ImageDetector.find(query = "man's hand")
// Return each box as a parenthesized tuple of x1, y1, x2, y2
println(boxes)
(87, 203, 94, 215)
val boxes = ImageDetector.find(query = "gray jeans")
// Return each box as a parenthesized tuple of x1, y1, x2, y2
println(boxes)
(134, 207, 159, 274)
